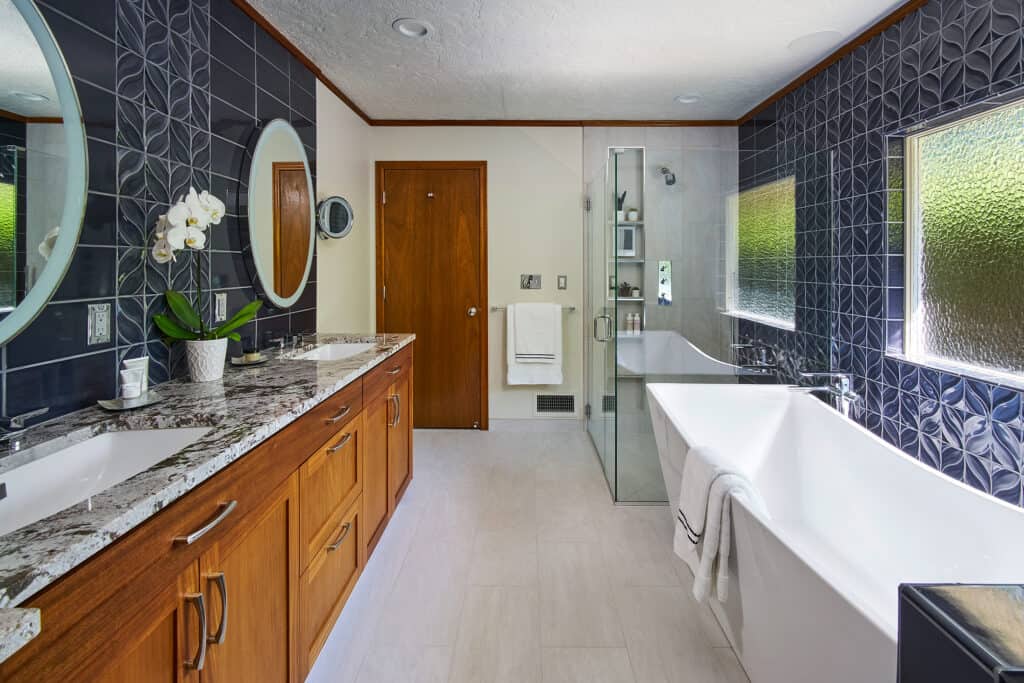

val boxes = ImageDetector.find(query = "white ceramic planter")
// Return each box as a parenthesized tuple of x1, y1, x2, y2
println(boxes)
(184, 338, 227, 382)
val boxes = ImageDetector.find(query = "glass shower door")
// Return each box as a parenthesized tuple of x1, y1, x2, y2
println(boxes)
(585, 173, 616, 489)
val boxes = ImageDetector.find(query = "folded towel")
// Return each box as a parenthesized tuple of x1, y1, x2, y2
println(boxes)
(673, 445, 766, 603)
(506, 303, 563, 385)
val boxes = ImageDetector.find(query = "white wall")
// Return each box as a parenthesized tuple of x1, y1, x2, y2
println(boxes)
(371, 127, 584, 421)
(315, 81, 375, 332)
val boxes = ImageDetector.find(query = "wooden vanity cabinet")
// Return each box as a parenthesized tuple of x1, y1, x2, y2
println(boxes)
(0, 344, 413, 683)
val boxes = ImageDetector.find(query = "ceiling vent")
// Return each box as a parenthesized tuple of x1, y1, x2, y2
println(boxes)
(535, 394, 575, 415)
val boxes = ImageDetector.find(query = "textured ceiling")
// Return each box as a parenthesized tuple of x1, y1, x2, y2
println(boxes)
(0, 2, 61, 118)
(248, 0, 906, 121)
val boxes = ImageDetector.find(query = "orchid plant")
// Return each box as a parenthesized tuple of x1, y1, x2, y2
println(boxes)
(150, 187, 261, 342)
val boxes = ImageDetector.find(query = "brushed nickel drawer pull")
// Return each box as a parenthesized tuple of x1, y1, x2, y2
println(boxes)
(184, 592, 207, 670)
(389, 395, 399, 428)
(206, 572, 228, 645)
(174, 501, 238, 545)
(394, 394, 402, 428)
(386, 366, 401, 375)
(327, 432, 352, 454)
(327, 522, 352, 552)
(325, 405, 351, 424)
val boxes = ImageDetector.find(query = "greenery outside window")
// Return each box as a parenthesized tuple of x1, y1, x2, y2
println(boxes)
(904, 99, 1024, 379)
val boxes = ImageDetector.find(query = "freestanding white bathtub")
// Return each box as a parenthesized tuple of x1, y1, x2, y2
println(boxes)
(646, 383, 1024, 683)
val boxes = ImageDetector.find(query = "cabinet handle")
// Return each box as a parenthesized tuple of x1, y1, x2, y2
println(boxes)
(394, 394, 402, 428)
(184, 592, 208, 670)
(386, 366, 401, 375)
(174, 501, 238, 545)
(325, 405, 351, 424)
(389, 395, 399, 428)
(206, 572, 228, 645)
(327, 432, 352, 454)
(326, 522, 352, 552)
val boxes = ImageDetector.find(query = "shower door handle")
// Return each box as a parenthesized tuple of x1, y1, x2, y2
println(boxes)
(594, 315, 612, 342)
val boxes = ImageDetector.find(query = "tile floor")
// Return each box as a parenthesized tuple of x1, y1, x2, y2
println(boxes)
(307, 429, 749, 683)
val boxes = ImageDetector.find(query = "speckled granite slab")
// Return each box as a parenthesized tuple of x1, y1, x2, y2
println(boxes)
(0, 333, 413, 616)
(0, 608, 39, 663)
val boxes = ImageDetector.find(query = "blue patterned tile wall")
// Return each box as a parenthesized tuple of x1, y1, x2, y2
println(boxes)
(738, 0, 1024, 504)
(1, 0, 317, 421)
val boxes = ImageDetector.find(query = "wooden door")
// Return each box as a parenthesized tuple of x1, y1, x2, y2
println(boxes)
(388, 373, 413, 508)
(363, 389, 391, 556)
(272, 161, 310, 298)
(95, 563, 201, 683)
(201, 475, 299, 683)
(376, 161, 487, 429)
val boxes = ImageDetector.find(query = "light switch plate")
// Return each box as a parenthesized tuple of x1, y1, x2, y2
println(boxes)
(87, 303, 111, 345)
(214, 292, 227, 322)
(520, 274, 541, 289)
(557, 275, 567, 290)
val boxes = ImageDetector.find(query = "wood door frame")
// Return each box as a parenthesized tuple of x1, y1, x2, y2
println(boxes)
(272, 160, 308, 295)
(375, 160, 488, 430)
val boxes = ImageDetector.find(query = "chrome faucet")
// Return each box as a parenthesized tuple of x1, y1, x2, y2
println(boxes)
(731, 342, 778, 376)
(796, 372, 861, 418)
(0, 406, 49, 452)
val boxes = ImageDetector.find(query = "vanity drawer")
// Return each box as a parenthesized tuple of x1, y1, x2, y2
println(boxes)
(301, 378, 363, 451)
(364, 344, 412, 401)
(299, 413, 363, 571)
(299, 497, 363, 675)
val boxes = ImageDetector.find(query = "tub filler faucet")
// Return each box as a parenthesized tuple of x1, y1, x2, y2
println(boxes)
(731, 342, 778, 376)
(796, 372, 861, 418)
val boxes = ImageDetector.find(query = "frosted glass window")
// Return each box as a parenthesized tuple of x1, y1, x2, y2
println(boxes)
(733, 176, 796, 326)
(907, 100, 1024, 376)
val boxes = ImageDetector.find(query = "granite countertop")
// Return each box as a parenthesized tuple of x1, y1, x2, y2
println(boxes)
(0, 332, 413, 662)
(0, 609, 39, 663)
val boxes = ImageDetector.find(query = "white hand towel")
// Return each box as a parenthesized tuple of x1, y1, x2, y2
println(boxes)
(673, 445, 767, 604)
(506, 304, 563, 385)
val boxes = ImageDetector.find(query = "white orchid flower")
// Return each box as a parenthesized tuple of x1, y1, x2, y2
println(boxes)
(198, 190, 226, 225)
(166, 224, 207, 250)
(167, 188, 212, 230)
(37, 225, 59, 261)
(151, 237, 176, 263)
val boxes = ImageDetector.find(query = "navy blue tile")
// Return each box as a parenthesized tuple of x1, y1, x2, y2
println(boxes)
(78, 79, 117, 143)
(7, 300, 116, 368)
(211, 24, 254, 84)
(210, 0, 253, 44)
(43, 8, 116, 91)
(53, 246, 117, 300)
(89, 139, 118, 194)
(256, 56, 289, 107)
(257, 87, 289, 123)
(7, 350, 117, 419)
(82, 192, 118, 246)
(210, 95, 256, 147)
(211, 57, 254, 114)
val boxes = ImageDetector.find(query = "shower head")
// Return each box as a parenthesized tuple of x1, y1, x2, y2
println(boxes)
(659, 167, 676, 186)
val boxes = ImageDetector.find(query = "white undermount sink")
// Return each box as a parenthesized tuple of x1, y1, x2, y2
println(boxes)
(0, 427, 211, 537)
(292, 343, 376, 362)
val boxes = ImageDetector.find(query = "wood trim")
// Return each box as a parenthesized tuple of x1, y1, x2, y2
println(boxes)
(231, 0, 373, 125)
(371, 119, 737, 127)
(738, 0, 929, 124)
(0, 107, 62, 124)
(375, 161, 488, 430)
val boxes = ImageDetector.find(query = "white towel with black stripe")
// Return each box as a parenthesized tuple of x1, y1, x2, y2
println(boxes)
(506, 303, 563, 385)
(674, 445, 767, 604)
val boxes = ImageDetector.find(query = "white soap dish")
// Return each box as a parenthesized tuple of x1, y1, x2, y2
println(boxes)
(98, 391, 164, 412)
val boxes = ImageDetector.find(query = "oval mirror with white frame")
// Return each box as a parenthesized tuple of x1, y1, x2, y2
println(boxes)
(247, 119, 315, 309)
(0, 0, 87, 345)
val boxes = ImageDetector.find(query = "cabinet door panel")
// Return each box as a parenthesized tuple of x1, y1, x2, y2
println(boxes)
(363, 391, 391, 557)
(389, 374, 413, 508)
(202, 475, 298, 683)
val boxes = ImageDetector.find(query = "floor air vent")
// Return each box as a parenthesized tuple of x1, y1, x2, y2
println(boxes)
(535, 394, 575, 415)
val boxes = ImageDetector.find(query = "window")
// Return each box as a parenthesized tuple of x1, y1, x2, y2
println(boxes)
(729, 176, 796, 328)
(905, 99, 1024, 378)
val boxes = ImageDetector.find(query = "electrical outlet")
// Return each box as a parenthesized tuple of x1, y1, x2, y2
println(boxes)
(557, 275, 567, 290)
(520, 274, 541, 289)
(215, 292, 227, 322)
(87, 303, 111, 345)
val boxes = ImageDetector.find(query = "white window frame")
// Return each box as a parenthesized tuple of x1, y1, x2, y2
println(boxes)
(902, 98, 1024, 386)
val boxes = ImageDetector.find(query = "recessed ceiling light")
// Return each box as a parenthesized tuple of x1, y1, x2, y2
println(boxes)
(392, 17, 433, 39)
(787, 30, 843, 53)
(674, 94, 700, 105)
(10, 91, 48, 102)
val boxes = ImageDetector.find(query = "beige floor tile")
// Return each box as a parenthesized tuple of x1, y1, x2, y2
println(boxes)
(539, 541, 625, 647)
(355, 645, 452, 683)
(600, 506, 681, 587)
(468, 529, 539, 586)
(541, 648, 637, 683)
(449, 586, 542, 683)
(536, 482, 601, 542)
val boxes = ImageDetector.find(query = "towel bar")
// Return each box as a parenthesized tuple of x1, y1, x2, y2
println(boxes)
(490, 305, 576, 313)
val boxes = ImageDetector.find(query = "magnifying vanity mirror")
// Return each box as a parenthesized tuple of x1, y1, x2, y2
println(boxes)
(247, 119, 315, 309)
(0, 0, 87, 345)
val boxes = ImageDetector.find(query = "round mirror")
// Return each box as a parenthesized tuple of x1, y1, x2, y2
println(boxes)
(247, 119, 314, 309)
(0, 0, 87, 344)
(317, 196, 354, 239)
